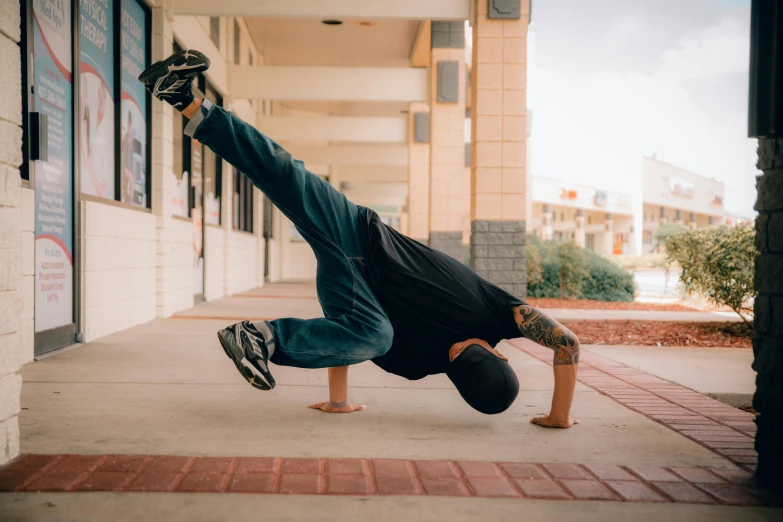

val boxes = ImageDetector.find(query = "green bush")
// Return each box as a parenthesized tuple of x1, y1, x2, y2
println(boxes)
(525, 234, 544, 288)
(526, 237, 635, 302)
(581, 249, 636, 302)
(654, 222, 687, 251)
(664, 225, 756, 324)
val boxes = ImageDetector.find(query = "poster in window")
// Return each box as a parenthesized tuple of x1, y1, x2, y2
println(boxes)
(79, 0, 115, 198)
(120, 0, 147, 206)
(33, 0, 74, 332)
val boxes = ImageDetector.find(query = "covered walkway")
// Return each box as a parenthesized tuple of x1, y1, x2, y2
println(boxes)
(2, 285, 779, 520)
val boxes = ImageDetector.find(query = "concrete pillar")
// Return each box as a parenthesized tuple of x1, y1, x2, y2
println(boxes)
(407, 103, 431, 243)
(603, 213, 614, 256)
(754, 137, 783, 488)
(749, 0, 783, 488)
(150, 5, 186, 318)
(574, 209, 586, 248)
(469, 0, 529, 298)
(0, 0, 23, 465)
(428, 21, 469, 262)
(541, 204, 553, 240)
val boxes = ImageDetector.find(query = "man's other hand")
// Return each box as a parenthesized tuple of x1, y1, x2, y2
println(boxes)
(308, 401, 367, 413)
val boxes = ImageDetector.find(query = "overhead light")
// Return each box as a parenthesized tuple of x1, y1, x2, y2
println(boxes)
(322, 20, 343, 25)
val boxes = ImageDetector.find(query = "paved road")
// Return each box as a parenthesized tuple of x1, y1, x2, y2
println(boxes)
(634, 269, 682, 299)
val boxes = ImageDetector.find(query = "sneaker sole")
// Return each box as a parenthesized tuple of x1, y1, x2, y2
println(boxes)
(217, 329, 272, 391)
(138, 49, 211, 86)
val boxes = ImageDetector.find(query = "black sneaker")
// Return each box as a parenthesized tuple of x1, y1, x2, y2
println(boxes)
(138, 49, 210, 109)
(217, 321, 276, 390)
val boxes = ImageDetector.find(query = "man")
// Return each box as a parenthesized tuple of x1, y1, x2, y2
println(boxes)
(139, 50, 581, 428)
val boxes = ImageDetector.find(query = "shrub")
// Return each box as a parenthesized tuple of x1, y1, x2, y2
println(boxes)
(550, 241, 589, 298)
(526, 237, 634, 301)
(525, 234, 544, 288)
(653, 223, 687, 251)
(581, 249, 636, 302)
(664, 225, 756, 324)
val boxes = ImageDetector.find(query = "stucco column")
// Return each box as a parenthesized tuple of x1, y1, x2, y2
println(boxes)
(754, 137, 783, 488)
(428, 22, 468, 262)
(0, 0, 23, 465)
(469, 0, 530, 298)
(150, 5, 181, 317)
(749, 0, 783, 488)
(407, 103, 431, 243)
(603, 213, 614, 256)
(541, 204, 553, 240)
(574, 209, 586, 248)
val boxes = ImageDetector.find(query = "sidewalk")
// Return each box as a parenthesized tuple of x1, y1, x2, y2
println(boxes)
(1, 284, 779, 521)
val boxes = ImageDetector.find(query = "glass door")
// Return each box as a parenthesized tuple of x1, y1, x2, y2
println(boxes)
(27, 1, 78, 355)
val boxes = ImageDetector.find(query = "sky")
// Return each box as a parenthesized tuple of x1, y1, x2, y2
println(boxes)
(526, 0, 756, 217)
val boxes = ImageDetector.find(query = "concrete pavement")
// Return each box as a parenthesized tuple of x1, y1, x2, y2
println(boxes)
(19, 321, 728, 466)
(2, 493, 781, 522)
(178, 284, 743, 323)
(3, 283, 777, 519)
(585, 346, 755, 407)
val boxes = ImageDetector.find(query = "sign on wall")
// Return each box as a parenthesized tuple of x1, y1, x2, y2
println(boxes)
(119, 0, 147, 206)
(669, 178, 695, 198)
(33, 0, 74, 332)
(79, 0, 115, 199)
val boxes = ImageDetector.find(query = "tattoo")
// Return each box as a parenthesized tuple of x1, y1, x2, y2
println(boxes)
(514, 305, 580, 365)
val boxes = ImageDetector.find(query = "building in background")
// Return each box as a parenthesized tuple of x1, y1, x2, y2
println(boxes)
(0, 0, 759, 468)
(640, 155, 728, 253)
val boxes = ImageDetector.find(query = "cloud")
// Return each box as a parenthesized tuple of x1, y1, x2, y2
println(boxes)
(655, 16, 750, 80)
(528, 5, 757, 216)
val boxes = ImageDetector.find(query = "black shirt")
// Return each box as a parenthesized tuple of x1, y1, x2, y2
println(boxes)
(362, 209, 524, 380)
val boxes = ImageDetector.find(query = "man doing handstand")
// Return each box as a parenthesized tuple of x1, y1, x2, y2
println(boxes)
(139, 50, 581, 428)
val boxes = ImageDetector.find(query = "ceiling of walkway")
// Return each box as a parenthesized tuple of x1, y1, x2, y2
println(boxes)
(245, 18, 420, 117)
(246, 18, 419, 67)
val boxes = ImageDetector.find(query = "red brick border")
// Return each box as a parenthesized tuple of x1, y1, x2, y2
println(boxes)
(0, 454, 779, 505)
(508, 340, 758, 472)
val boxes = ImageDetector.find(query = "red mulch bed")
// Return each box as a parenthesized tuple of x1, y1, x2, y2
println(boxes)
(565, 320, 752, 348)
(525, 298, 699, 312)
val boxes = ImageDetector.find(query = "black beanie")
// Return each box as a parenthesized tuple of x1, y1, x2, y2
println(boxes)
(446, 344, 519, 414)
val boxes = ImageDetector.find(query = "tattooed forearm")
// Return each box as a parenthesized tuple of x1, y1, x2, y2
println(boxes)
(514, 305, 580, 365)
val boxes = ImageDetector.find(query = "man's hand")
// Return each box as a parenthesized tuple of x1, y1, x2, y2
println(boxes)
(531, 414, 580, 429)
(308, 401, 366, 413)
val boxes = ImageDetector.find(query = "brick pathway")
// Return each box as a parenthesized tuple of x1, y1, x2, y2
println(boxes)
(508, 340, 758, 472)
(1, 454, 779, 506)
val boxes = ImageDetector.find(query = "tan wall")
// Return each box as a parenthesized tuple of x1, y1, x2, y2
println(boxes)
(642, 156, 724, 218)
(470, 2, 529, 222)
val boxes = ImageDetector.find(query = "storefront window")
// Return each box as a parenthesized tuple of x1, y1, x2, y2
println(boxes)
(233, 168, 254, 233)
(119, 0, 150, 207)
(168, 43, 188, 218)
(210, 17, 220, 48)
(202, 83, 222, 225)
(77, 0, 150, 206)
(234, 19, 241, 65)
(79, 0, 115, 199)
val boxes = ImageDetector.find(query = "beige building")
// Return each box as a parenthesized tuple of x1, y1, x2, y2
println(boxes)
(528, 177, 636, 256)
(640, 156, 727, 253)
(0, 0, 532, 464)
